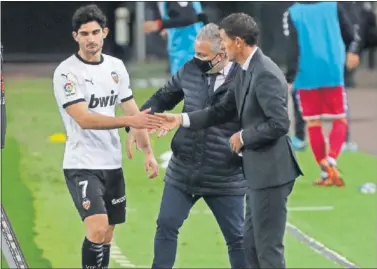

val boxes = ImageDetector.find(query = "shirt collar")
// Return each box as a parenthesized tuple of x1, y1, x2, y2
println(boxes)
(221, 61, 233, 76)
(241, 47, 258, 70)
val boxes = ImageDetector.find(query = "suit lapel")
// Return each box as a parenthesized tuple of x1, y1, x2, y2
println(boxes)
(239, 48, 261, 116)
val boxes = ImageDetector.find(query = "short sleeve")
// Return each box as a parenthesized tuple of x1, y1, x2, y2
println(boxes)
(118, 61, 133, 103)
(53, 69, 85, 109)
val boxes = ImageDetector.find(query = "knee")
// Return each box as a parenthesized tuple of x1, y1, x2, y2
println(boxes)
(156, 215, 182, 238)
(85, 214, 109, 243)
(104, 225, 115, 245)
(257, 243, 285, 268)
(88, 225, 108, 243)
(225, 234, 244, 250)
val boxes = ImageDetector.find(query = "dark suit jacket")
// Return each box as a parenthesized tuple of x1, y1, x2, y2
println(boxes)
(187, 48, 303, 190)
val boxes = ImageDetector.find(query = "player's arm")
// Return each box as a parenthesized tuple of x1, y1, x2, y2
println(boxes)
(145, 2, 207, 33)
(160, 1, 207, 29)
(120, 99, 153, 153)
(337, 3, 363, 55)
(158, 13, 208, 30)
(117, 62, 154, 154)
(121, 98, 159, 178)
(282, 10, 299, 85)
(53, 71, 160, 130)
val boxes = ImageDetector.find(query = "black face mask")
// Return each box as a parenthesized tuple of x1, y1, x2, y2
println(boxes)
(193, 54, 220, 73)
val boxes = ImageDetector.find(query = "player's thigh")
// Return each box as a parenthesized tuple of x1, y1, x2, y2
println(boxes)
(103, 168, 126, 225)
(64, 169, 107, 221)
(298, 89, 322, 120)
(321, 86, 347, 118)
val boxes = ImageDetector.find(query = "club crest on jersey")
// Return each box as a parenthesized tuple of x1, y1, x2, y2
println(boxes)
(111, 71, 119, 84)
(82, 198, 91, 211)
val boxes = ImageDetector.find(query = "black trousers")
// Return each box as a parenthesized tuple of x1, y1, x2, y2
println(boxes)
(244, 180, 295, 268)
(152, 182, 248, 268)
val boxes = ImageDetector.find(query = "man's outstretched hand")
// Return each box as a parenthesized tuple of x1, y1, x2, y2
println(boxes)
(128, 108, 163, 130)
(152, 113, 183, 137)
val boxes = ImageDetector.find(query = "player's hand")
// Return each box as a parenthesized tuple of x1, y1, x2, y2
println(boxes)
(144, 21, 160, 33)
(126, 129, 142, 159)
(144, 152, 159, 179)
(128, 108, 162, 130)
(346, 52, 360, 70)
(229, 131, 243, 153)
(154, 113, 182, 137)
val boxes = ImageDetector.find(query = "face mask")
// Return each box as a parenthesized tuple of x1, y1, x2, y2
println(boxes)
(193, 54, 221, 73)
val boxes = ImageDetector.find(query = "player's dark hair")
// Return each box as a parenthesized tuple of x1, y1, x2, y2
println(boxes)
(72, 4, 107, 32)
(219, 13, 259, 46)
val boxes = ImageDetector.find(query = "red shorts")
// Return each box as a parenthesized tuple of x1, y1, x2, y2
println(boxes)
(298, 86, 347, 120)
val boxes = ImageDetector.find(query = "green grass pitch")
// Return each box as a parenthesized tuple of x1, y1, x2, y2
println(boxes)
(2, 78, 376, 268)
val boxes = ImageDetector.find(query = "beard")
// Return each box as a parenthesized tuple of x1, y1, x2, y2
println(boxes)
(85, 42, 103, 56)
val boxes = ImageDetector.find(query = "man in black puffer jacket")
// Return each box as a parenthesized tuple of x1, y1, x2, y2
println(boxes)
(127, 23, 248, 269)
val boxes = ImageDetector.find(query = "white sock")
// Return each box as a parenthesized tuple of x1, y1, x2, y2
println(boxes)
(321, 171, 329, 179)
(327, 157, 337, 167)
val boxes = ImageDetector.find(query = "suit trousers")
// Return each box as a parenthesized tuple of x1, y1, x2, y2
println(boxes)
(152, 182, 248, 268)
(244, 180, 295, 268)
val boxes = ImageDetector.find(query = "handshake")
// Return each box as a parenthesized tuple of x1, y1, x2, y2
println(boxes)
(129, 108, 244, 154)
(129, 108, 182, 137)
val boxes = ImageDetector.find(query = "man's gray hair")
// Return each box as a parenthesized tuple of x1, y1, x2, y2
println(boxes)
(196, 23, 222, 53)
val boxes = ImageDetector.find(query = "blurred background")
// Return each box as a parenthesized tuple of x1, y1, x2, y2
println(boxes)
(1, 1, 377, 269)
(1, 1, 376, 87)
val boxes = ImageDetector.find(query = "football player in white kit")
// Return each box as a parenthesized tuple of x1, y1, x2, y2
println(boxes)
(53, 4, 161, 269)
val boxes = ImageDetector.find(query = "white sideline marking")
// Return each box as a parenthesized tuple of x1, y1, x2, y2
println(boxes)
(286, 222, 359, 268)
(110, 240, 149, 268)
(187, 206, 334, 215)
(159, 151, 173, 169)
(288, 206, 334, 211)
(156, 151, 357, 268)
(110, 240, 136, 268)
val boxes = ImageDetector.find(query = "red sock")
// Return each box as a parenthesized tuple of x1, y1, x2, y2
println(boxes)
(308, 125, 327, 164)
(328, 119, 348, 160)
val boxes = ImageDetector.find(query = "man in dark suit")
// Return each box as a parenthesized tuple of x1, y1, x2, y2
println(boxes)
(156, 13, 303, 268)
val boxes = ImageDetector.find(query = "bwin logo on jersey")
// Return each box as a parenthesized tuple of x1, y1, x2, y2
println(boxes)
(88, 90, 118, 108)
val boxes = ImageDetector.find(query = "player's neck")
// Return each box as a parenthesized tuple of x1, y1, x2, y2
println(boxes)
(77, 49, 103, 64)
(237, 46, 257, 66)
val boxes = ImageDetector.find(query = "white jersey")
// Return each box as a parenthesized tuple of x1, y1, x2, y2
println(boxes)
(53, 53, 133, 170)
